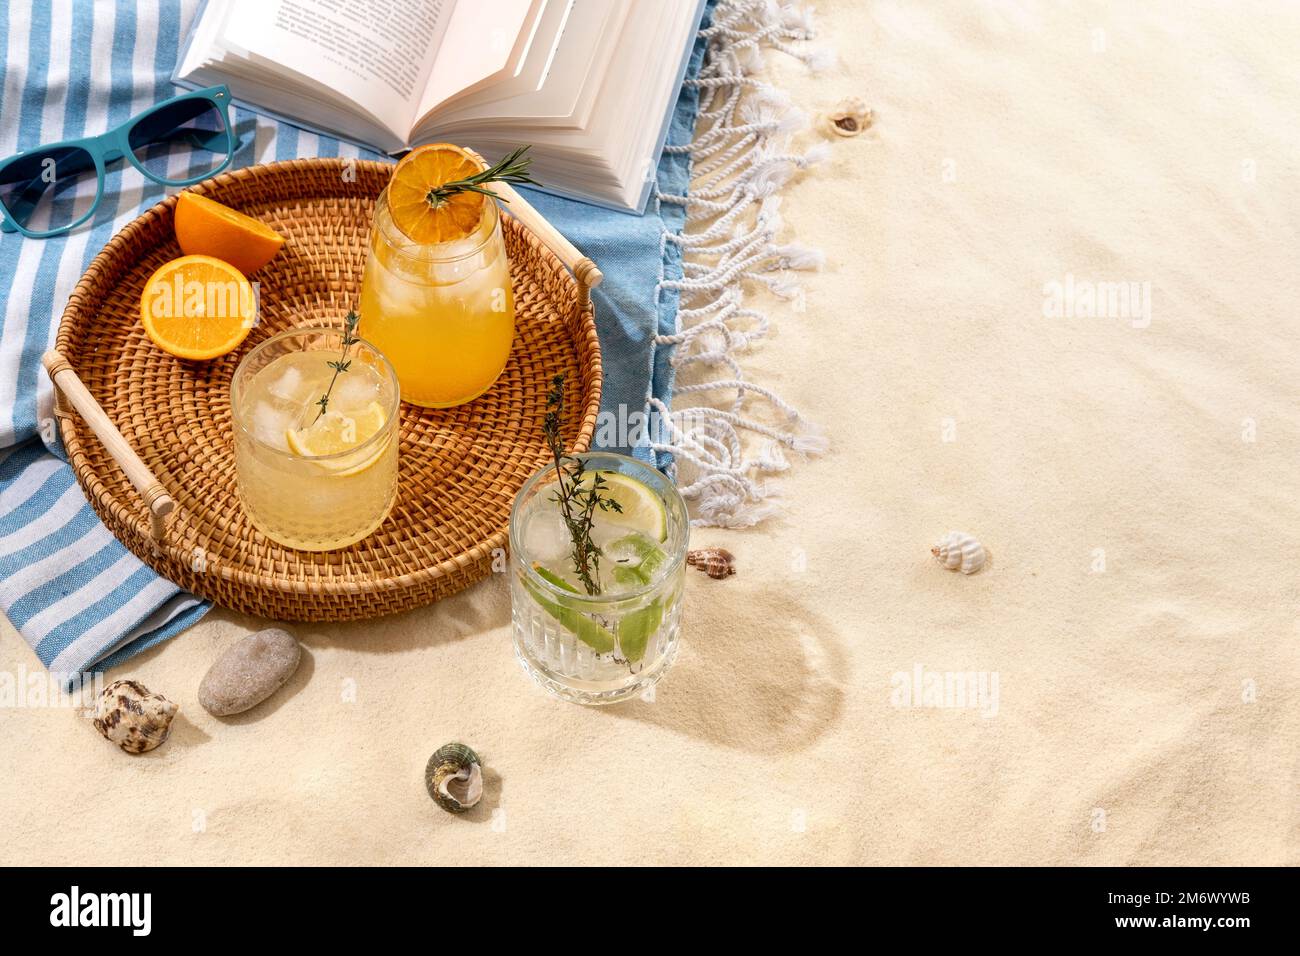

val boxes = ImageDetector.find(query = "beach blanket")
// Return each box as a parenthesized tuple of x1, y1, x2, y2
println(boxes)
(0, 0, 824, 680)
(0, 0, 697, 679)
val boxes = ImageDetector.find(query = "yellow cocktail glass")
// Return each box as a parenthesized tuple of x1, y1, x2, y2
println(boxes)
(359, 189, 515, 408)
(231, 327, 400, 551)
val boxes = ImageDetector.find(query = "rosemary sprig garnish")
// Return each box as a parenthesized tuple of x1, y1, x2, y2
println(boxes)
(542, 373, 622, 595)
(426, 145, 540, 208)
(314, 309, 361, 422)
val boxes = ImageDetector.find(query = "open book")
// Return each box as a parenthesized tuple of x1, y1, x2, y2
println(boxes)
(175, 0, 707, 213)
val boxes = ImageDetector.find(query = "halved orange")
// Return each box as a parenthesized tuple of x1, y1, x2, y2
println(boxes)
(140, 255, 256, 360)
(174, 192, 284, 276)
(386, 143, 486, 244)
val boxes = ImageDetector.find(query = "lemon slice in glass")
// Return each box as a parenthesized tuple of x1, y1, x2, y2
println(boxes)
(286, 402, 388, 473)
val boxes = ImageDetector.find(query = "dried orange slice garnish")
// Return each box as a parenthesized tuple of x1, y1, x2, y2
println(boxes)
(173, 192, 284, 276)
(139, 255, 256, 360)
(386, 143, 487, 244)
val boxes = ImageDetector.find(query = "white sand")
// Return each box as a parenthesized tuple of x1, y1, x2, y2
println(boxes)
(2, 0, 1297, 865)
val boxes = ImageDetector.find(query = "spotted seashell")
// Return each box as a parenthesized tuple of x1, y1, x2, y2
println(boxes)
(931, 531, 986, 575)
(92, 679, 178, 754)
(425, 743, 483, 814)
(823, 97, 873, 137)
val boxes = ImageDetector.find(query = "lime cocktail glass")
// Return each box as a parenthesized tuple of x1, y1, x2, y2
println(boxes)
(510, 452, 689, 705)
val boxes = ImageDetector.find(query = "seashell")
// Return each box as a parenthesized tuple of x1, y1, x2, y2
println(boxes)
(425, 743, 483, 814)
(931, 531, 986, 575)
(687, 547, 736, 579)
(92, 679, 178, 754)
(823, 97, 873, 137)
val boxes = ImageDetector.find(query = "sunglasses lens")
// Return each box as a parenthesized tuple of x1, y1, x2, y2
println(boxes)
(128, 98, 230, 184)
(0, 145, 99, 233)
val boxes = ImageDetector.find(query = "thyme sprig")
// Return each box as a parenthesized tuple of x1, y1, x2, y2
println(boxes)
(314, 309, 361, 422)
(425, 145, 539, 207)
(542, 374, 622, 595)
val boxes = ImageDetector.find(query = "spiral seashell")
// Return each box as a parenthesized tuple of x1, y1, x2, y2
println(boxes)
(92, 679, 178, 754)
(425, 743, 483, 814)
(687, 547, 735, 579)
(823, 96, 873, 137)
(931, 531, 986, 575)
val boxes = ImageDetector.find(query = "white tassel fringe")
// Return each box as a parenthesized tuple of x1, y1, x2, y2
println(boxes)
(657, 0, 832, 528)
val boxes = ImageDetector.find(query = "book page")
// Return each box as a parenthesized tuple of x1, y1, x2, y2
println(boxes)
(423, 0, 574, 123)
(218, 0, 454, 138)
(424, 0, 625, 133)
(460, 0, 688, 205)
(417, 0, 545, 119)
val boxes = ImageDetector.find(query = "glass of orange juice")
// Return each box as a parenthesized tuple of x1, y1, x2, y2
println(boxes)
(359, 145, 516, 408)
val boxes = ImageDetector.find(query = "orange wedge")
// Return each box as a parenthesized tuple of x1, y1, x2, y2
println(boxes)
(140, 255, 256, 360)
(386, 143, 486, 244)
(174, 192, 284, 276)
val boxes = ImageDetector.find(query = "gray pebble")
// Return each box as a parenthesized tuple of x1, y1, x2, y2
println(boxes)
(199, 628, 301, 716)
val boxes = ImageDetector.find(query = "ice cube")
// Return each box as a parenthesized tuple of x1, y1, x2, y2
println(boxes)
(597, 531, 667, 595)
(378, 274, 432, 312)
(602, 533, 645, 568)
(331, 370, 380, 412)
(589, 515, 642, 551)
(267, 365, 305, 402)
(522, 506, 573, 565)
(250, 401, 291, 449)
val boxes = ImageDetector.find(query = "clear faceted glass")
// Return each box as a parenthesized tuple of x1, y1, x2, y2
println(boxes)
(358, 188, 515, 408)
(510, 452, 689, 705)
(231, 327, 400, 551)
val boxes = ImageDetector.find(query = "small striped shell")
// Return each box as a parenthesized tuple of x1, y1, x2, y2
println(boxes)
(425, 743, 483, 813)
(687, 547, 735, 579)
(931, 531, 986, 575)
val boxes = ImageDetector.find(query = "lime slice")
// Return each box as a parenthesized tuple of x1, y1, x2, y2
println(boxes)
(611, 566, 646, 589)
(586, 471, 667, 542)
(616, 599, 663, 663)
(527, 560, 665, 664)
(533, 564, 578, 593)
(525, 564, 616, 654)
(602, 534, 668, 663)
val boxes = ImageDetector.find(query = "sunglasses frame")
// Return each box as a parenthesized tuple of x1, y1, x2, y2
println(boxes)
(0, 85, 236, 238)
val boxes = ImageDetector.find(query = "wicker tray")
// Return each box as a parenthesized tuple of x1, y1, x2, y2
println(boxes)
(44, 158, 602, 621)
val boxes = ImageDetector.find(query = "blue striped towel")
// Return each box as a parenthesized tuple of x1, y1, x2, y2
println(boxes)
(0, 0, 393, 679)
(0, 0, 707, 681)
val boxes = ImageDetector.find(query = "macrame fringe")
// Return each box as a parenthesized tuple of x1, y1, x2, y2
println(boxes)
(657, 0, 833, 528)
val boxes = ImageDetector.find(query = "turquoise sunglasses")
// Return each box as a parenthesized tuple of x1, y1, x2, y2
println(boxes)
(0, 85, 237, 238)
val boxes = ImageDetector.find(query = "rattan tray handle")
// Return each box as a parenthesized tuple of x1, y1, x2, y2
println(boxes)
(42, 349, 174, 547)
(463, 149, 604, 305)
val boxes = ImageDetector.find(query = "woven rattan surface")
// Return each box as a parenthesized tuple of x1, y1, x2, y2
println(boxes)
(52, 159, 601, 621)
